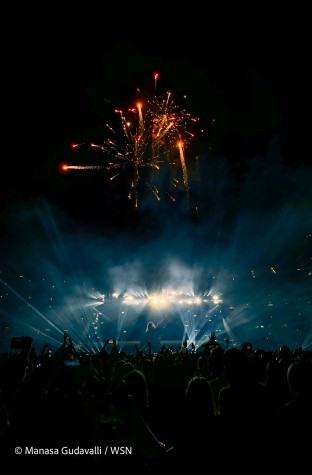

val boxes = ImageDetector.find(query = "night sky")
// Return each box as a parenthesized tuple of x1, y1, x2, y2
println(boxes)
(1, 11, 311, 353)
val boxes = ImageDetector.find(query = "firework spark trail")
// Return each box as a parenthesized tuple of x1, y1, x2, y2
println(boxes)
(178, 141, 189, 196)
(63, 165, 106, 170)
(154, 72, 159, 92)
(62, 74, 201, 207)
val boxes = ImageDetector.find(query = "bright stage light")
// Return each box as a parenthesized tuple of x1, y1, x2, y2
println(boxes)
(212, 295, 222, 304)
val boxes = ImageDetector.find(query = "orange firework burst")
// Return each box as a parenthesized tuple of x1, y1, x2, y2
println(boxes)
(62, 74, 201, 208)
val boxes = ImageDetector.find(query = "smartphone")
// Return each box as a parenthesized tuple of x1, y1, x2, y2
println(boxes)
(108, 339, 114, 344)
(64, 357, 80, 366)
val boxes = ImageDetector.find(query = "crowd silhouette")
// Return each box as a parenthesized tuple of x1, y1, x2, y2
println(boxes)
(0, 332, 311, 472)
